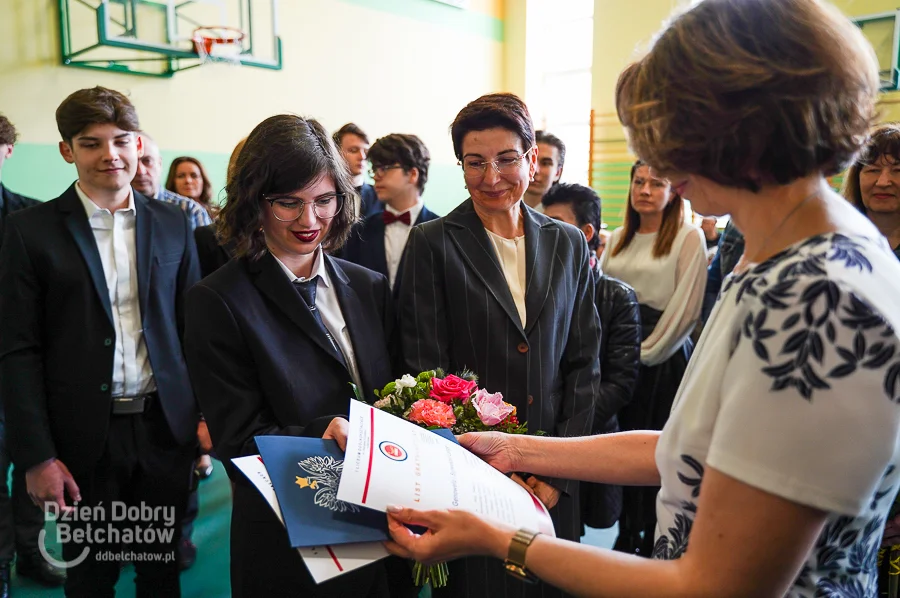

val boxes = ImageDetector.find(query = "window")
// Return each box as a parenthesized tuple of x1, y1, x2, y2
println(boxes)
(526, 0, 593, 185)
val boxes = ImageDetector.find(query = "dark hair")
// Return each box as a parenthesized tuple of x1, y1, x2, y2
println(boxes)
(542, 183, 602, 251)
(450, 93, 535, 160)
(165, 156, 214, 208)
(612, 161, 684, 258)
(0, 114, 18, 146)
(535, 130, 566, 168)
(616, 0, 879, 192)
(332, 123, 369, 148)
(55, 86, 140, 143)
(218, 115, 358, 261)
(368, 134, 431, 194)
(842, 123, 900, 214)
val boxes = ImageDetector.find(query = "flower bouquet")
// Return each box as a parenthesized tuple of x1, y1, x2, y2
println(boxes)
(370, 368, 529, 587)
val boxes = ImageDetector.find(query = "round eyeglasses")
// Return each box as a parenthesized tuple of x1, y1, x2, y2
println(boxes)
(459, 147, 536, 179)
(265, 193, 345, 221)
(369, 164, 404, 179)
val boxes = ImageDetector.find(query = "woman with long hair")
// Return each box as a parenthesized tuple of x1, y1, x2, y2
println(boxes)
(600, 160, 707, 556)
(166, 156, 216, 218)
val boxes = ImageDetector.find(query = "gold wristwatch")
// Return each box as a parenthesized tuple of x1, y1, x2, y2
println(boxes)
(503, 528, 540, 583)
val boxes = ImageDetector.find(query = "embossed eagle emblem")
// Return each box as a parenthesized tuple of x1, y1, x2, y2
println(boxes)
(294, 456, 359, 513)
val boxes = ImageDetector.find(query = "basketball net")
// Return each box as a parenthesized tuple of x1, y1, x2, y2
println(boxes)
(193, 26, 245, 67)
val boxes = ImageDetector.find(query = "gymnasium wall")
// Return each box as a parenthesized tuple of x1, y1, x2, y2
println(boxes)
(589, 0, 900, 228)
(0, 0, 505, 215)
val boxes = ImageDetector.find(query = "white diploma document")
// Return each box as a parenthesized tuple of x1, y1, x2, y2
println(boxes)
(231, 455, 389, 583)
(337, 400, 556, 536)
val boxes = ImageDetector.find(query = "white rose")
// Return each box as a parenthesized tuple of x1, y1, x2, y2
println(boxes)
(395, 374, 417, 389)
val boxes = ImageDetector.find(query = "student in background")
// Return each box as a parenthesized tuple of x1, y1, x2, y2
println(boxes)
(523, 130, 565, 212)
(333, 123, 381, 219)
(600, 161, 707, 557)
(542, 182, 641, 533)
(340, 133, 438, 289)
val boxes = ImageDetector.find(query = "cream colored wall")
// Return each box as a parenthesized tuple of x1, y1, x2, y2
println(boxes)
(588, 0, 900, 227)
(0, 0, 505, 213)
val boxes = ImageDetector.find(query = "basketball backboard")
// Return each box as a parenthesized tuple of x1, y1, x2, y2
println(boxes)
(854, 10, 900, 91)
(59, 0, 282, 77)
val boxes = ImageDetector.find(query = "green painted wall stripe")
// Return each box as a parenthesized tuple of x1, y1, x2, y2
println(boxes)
(337, 0, 503, 42)
(2, 143, 464, 217)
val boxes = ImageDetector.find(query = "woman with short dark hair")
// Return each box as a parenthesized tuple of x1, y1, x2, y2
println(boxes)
(384, 1, 900, 596)
(184, 114, 412, 598)
(396, 92, 602, 598)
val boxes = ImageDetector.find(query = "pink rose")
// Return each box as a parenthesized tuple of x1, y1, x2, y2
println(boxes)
(429, 375, 477, 404)
(471, 389, 516, 426)
(407, 399, 457, 428)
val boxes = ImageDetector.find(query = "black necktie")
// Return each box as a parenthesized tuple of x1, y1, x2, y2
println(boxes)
(293, 278, 347, 369)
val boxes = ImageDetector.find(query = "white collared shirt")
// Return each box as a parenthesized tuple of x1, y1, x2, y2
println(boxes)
(75, 183, 155, 397)
(271, 248, 362, 390)
(383, 201, 424, 289)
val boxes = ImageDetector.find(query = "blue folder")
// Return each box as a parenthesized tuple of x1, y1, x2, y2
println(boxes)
(255, 429, 458, 548)
(256, 436, 389, 547)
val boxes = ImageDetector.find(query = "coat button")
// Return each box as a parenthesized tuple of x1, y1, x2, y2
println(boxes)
(517, 342, 528, 354)
(527, 395, 534, 405)
(100, 383, 109, 392)
(104, 338, 112, 347)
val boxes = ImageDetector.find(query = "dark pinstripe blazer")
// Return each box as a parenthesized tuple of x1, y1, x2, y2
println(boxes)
(397, 199, 601, 597)
(397, 198, 600, 451)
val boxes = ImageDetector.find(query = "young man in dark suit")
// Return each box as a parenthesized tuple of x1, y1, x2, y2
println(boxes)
(0, 115, 63, 596)
(333, 123, 382, 218)
(0, 87, 201, 597)
(340, 133, 438, 289)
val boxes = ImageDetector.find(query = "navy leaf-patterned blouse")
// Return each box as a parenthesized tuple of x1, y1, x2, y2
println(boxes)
(654, 233, 900, 596)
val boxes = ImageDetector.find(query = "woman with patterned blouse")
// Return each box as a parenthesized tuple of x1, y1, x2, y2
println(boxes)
(381, 1, 900, 596)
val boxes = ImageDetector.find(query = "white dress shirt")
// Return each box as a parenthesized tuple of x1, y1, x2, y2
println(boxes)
(383, 201, 424, 289)
(485, 229, 528, 328)
(75, 183, 155, 398)
(272, 248, 363, 390)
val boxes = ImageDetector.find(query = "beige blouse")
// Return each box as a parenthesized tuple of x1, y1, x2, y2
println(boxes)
(486, 229, 527, 328)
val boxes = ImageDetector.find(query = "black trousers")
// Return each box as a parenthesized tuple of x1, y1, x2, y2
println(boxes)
(614, 305, 693, 558)
(0, 418, 45, 562)
(60, 399, 194, 598)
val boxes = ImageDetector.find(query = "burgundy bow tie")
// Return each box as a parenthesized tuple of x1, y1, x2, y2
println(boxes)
(382, 211, 411, 226)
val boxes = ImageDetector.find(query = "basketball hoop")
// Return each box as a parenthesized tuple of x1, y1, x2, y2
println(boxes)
(192, 26, 246, 65)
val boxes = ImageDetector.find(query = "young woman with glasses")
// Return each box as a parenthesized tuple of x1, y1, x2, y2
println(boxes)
(183, 114, 416, 598)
